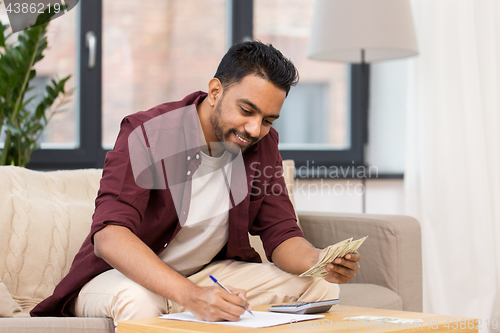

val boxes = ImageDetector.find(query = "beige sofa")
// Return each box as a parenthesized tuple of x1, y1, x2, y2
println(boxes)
(0, 165, 422, 332)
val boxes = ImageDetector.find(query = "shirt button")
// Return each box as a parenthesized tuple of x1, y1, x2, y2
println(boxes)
(187, 156, 191, 161)
(187, 170, 191, 176)
(195, 154, 200, 159)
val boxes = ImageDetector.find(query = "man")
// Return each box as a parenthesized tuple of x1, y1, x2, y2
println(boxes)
(31, 41, 360, 325)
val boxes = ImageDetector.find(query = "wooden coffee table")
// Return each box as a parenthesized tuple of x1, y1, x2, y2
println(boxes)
(117, 304, 478, 333)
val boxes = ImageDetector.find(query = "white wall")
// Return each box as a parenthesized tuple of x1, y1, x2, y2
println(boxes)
(295, 179, 404, 215)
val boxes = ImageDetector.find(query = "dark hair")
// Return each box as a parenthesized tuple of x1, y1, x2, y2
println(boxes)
(214, 41, 299, 96)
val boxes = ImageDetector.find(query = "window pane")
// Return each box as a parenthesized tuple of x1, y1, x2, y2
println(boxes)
(102, 0, 227, 148)
(0, 3, 79, 148)
(254, 0, 350, 150)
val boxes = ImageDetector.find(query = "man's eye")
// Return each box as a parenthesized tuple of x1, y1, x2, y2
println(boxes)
(264, 119, 273, 125)
(240, 106, 251, 114)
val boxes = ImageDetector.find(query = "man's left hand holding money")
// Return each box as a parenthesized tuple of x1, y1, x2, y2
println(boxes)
(323, 250, 361, 284)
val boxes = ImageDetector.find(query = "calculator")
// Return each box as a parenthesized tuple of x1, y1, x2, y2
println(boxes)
(267, 299, 339, 314)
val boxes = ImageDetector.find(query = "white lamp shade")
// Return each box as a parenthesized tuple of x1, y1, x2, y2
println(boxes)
(308, 0, 418, 63)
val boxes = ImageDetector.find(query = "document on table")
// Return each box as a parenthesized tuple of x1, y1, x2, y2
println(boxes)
(159, 311, 324, 328)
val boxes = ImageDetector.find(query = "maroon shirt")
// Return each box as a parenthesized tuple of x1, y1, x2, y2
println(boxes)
(31, 91, 303, 317)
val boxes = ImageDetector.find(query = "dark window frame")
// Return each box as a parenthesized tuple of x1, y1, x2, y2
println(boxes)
(27, 0, 368, 174)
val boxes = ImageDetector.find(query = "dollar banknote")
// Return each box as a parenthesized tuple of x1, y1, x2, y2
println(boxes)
(299, 236, 368, 278)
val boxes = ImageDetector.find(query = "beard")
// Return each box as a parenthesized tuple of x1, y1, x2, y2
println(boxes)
(209, 98, 257, 154)
(209, 101, 226, 143)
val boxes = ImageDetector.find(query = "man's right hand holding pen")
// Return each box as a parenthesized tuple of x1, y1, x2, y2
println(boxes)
(182, 278, 252, 322)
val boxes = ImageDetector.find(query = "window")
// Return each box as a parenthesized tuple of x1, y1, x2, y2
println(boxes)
(1, 0, 105, 169)
(35, 5, 78, 149)
(10, 0, 229, 169)
(101, 0, 228, 148)
(253, 0, 367, 171)
(1, 0, 367, 172)
(0, 2, 78, 150)
(274, 83, 332, 148)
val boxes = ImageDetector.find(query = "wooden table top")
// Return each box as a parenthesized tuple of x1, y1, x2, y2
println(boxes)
(118, 304, 478, 333)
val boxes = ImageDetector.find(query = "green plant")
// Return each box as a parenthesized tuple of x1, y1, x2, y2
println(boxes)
(0, 3, 73, 167)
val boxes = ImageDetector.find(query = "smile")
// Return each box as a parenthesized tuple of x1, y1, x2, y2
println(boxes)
(235, 133, 249, 144)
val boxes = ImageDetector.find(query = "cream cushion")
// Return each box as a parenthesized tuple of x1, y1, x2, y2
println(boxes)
(0, 166, 102, 313)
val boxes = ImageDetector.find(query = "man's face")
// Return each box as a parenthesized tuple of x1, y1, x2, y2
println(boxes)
(209, 74, 286, 153)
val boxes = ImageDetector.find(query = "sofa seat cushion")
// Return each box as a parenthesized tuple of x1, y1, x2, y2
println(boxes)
(339, 283, 403, 310)
(0, 166, 102, 313)
(0, 317, 114, 333)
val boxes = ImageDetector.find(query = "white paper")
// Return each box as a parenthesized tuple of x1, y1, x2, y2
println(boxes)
(159, 310, 324, 328)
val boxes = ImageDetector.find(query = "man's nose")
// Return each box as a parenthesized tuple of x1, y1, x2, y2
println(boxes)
(245, 117, 261, 139)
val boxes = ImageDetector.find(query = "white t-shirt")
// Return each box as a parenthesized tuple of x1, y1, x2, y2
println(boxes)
(159, 149, 233, 276)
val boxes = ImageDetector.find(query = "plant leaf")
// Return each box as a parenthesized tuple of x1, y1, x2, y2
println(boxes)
(0, 23, 8, 48)
(4, 124, 22, 136)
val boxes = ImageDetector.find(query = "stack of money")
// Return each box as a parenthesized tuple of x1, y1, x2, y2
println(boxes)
(299, 236, 368, 278)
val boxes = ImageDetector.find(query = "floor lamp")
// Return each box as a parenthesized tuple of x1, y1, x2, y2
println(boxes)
(307, 0, 419, 212)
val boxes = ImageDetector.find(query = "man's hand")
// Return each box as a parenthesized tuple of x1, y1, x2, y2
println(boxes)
(94, 225, 250, 322)
(184, 285, 251, 322)
(323, 251, 361, 284)
(271, 237, 361, 283)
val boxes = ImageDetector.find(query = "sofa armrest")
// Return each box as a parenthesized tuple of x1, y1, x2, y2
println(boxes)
(298, 211, 422, 312)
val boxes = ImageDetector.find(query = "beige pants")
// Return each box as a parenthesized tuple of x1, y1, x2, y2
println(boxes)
(72, 260, 339, 327)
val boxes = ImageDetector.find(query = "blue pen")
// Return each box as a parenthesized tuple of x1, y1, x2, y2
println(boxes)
(209, 275, 254, 316)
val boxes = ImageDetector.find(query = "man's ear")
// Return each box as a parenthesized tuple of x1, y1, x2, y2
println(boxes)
(207, 78, 223, 107)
